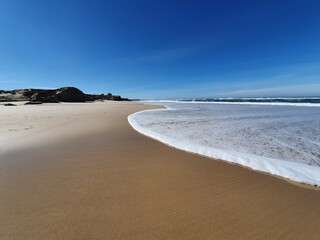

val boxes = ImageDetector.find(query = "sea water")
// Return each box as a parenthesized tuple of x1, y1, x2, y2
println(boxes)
(128, 99, 320, 185)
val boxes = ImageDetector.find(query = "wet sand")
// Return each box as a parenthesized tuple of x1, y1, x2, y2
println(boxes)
(1, 101, 320, 240)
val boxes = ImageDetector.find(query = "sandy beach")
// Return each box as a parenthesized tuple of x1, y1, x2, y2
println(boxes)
(1, 101, 320, 240)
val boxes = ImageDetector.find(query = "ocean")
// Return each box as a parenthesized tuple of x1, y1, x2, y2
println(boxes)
(128, 98, 320, 185)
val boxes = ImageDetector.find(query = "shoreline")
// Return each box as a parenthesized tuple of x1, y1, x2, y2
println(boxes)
(1, 101, 320, 239)
(130, 128, 320, 192)
(130, 111, 320, 190)
(129, 102, 320, 188)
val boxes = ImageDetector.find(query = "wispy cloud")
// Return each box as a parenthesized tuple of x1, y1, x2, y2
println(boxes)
(141, 44, 211, 62)
(214, 83, 320, 97)
(0, 80, 25, 83)
(192, 61, 320, 97)
(0, 74, 26, 84)
(0, 79, 55, 90)
(0, 79, 27, 90)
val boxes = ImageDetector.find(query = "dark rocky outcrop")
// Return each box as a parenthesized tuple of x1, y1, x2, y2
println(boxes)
(55, 87, 89, 102)
(89, 92, 130, 101)
(31, 90, 59, 103)
(0, 87, 130, 103)
(3, 103, 17, 106)
(25, 101, 43, 105)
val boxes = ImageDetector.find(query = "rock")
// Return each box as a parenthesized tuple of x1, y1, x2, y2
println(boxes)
(0, 87, 130, 103)
(31, 91, 59, 103)
(4, 103, 17, 106)
(55, 87, 88, 102)
(25, 101, 43, 105)
(108, 95, 129, 101)
(89, 93, 130, 101)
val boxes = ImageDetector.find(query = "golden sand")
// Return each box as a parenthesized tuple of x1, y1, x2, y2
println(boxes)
(1, 102, 320, 239)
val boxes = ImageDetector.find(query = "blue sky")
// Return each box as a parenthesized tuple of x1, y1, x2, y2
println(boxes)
(0, 0, 319, 99)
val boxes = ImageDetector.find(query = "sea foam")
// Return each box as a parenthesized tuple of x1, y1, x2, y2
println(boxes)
(128, 101, 320, 186)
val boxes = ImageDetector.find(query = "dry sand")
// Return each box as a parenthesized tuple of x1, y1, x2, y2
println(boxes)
(1, 101, 320, 240)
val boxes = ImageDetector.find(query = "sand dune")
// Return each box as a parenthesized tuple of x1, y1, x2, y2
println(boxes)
(1, 102, 320, 240)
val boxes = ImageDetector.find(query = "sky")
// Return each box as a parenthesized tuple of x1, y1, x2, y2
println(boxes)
(0, 0, 319, 99)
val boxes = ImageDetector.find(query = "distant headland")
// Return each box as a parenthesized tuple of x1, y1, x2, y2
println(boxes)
(0, 87, 130, 104)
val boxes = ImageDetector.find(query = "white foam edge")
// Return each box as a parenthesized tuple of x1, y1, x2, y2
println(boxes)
(141, 100, 320, 107)
(128, 107, 320, 186)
